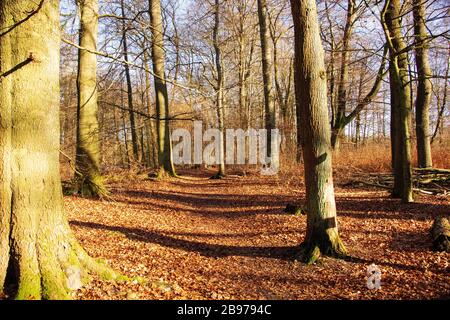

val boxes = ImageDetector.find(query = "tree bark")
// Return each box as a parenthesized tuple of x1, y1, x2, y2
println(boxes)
(143, 48, 158, 168)
(431, 53, 448, 144)
(257, 0, 276, 157)
(331, 0, 355, 150)
(430, 216, 450, 252)
(290, 0, 347, 264)
(413, 1, 433, 168)
(149, 0, 177, 177)
(120, 0, 139, 162)
(382, 0, 414, 203)
(75, 0, 107, 197)
(0, 0, 120, 299)
(212, 0, 226, 178)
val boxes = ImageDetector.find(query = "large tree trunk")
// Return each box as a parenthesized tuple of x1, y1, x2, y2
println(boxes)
(382, 0, 414, 203)
(149, 0, 177, 177)
(75, 0, 107, 197)
(0, 0, 119, 299)
(290, 0, 347, 264)
(257, 0, 276, 157)
(413, 1, 433, 168)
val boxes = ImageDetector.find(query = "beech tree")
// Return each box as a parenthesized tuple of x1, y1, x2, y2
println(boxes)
(74, 0, 107, 197)
(413, 0, 433, 168)
(149, 0, 177, 177)
(290, 0, 347, 263)
(381, 0, 414, 203)
(0, 0, 120, 299)
(257, 0, 276, 157)
(120, 0, 139, 162)
(211, 0, 226, 178)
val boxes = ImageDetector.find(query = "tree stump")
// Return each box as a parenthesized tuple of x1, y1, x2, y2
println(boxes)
(430, 216, 450, 252)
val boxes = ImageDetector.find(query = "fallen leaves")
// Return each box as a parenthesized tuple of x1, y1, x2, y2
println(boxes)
(65, 169, 450, 300)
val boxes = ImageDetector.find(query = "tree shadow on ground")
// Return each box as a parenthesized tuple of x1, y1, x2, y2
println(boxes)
(335, 197, 449, 221)
(112, 189, 298, 218)
(70, 220, 300, 260)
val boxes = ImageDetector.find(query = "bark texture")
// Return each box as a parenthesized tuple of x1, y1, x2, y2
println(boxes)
(75, 0, 107, 197)
(382, 0, 414, 203)
(257, 0, 276, 157)
(331, 0, 355, 150)
(290, 0, 347, 264)
(413, 1, 433, 168)
(0, 0, 120, 299)
(430, 217, 450, 252)
(120, 0, 139, 162)
(212, 0, 226, 178)
(149, 0, 177, 177)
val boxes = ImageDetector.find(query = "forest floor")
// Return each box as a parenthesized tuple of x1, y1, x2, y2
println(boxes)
(66, 168, 450, 300)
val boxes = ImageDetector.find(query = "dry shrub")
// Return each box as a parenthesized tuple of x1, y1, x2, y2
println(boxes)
(333, 142, 392, 173)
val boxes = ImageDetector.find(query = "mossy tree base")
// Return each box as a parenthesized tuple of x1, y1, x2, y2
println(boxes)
(156, 167, 178, 180)
(2, 219, 124, 300)
(299, 229, 347, 265)
(72, 174, 109, 198)
(0, 0, 122, 300)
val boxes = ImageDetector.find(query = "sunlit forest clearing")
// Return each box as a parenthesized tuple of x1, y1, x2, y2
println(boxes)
(0, 0, 449, 301)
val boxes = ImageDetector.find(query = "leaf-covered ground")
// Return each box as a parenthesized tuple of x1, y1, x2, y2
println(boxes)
(66, 169, 450, 300)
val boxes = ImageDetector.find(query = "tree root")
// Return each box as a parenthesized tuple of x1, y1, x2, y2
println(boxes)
(4, 222, 127, 300)
(299, 230, 347, 265)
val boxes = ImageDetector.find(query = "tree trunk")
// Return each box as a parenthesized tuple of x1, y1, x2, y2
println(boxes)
(431, 52, 448, 144)
(0, 0, 120, 299)
(290, 0, 347, 264)
(143, 48, 158, 168)
(257, 0, 276, 157)
(331, 0, 355, 150)
(75, 0, 107, 197)
(149, 0, 177, 177)
(120, 0, 139, 162)
(212, 0, 226, 178)
(382, 0, 414, 203)
(413, 1, 433, 168)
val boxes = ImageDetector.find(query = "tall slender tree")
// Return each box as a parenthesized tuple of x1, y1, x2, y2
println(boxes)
(149, 0, 177, 177)
(257, 0, 276, 157)
(120, 0, 139, 161)
(290, 0, 347, 264)
(413, 0, 433, 168)
(329, 1, 388, 151)
(0, 0, 120, 299)
(331, 0, 355, 150)
(212, 0, 226, 178)
(75, 0, 107, 197)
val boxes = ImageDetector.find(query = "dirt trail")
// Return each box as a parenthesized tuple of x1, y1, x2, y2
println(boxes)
(66, 170, 450, 299)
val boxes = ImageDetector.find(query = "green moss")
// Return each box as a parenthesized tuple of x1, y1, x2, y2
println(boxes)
(299, 228, 347, 264)
(41, 270, 71, 300)
(74, 172, 109, 198)
(156, 168, 178, 180)
(15, 278, 41, 300)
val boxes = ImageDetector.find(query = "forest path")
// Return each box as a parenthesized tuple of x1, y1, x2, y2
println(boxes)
(66, 169, 450, 299)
